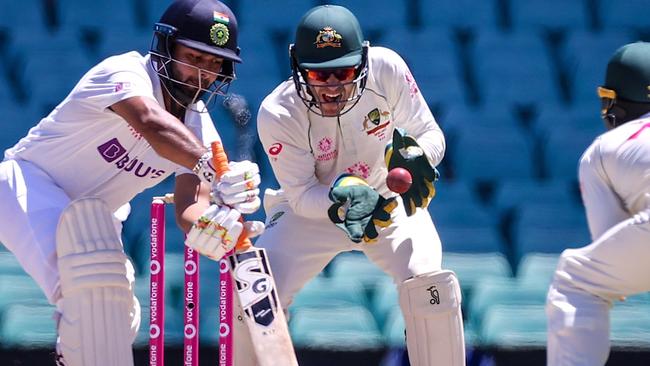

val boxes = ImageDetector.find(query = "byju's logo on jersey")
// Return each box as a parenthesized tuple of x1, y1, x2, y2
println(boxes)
(97, 138, 165, 179)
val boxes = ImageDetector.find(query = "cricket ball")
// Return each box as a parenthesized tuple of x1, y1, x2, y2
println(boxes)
(386, 167, 412, 194)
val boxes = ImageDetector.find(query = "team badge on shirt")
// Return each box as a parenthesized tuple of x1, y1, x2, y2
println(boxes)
(362, 108, 391, 140)
(314, 27, 342, 48)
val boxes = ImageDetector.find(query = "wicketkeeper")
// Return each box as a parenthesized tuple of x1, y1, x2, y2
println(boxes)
(254, 5, 466, 366)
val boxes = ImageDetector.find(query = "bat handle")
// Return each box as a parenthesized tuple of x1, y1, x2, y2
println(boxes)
(211, 141, 252, 252)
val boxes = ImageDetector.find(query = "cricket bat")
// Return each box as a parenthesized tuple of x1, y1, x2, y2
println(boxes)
(211, 141, 299, 366)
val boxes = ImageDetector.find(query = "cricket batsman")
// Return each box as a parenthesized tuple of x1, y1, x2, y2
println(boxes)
(547, 42, 650, 365)
(254, 5, 466, 365)
(0, 0, 264, 364)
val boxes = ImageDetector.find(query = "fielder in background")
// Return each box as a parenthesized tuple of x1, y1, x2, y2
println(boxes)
(255, 5, 465, 366)
(546, 42, 650, 365)
(0, 0, 263, 365)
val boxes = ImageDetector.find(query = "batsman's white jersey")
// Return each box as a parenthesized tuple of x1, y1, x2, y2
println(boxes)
(256, 45, 445, 301)
(547, 113, 650, 365)
(0, 51, 219, 303)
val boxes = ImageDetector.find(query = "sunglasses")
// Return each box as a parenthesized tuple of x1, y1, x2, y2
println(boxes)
(305, 67, 357, 82)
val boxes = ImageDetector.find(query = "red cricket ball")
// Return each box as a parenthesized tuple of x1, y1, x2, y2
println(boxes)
(386, 167, 412, 194)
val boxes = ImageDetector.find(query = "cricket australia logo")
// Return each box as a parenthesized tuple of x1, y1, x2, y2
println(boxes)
(314, 27, 342, 48)
(362, 108, 391, 140)
(427, 285, 440, 305)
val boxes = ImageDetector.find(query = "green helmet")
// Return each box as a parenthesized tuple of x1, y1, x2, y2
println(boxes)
(289, 5, 369, 116)
(598, 42, 650, 128)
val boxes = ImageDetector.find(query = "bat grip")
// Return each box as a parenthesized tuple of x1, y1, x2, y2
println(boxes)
(211, 141, 252, 252)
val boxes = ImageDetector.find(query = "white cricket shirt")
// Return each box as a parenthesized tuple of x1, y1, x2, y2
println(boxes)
(4, 52, 219, 211)
(257, 46, 445, 219)
(579, 113, 650, 239)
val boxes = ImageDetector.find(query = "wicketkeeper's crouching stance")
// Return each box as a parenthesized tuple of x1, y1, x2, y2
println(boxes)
(253, 5, 466, 365)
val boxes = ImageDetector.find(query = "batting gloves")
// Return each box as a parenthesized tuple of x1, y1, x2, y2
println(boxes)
(186, 204, 264, 261)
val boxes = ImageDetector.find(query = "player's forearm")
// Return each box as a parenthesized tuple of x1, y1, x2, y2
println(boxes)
(415, 127, 446, 167)
(112, 96, 207, 169)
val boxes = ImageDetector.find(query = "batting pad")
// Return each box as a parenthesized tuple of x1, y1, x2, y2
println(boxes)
(399, 270, 465, 366)
(56, 197, 135, 366)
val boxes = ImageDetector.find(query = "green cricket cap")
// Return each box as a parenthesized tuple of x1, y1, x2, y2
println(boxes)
(294, 5, 364, 70)
(604, 41, 650, 103)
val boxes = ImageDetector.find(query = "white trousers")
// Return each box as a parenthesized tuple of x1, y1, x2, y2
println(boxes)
(0, 159, 128, 304)
(546, 210, 650, 365)
(255, 192, 443, 309)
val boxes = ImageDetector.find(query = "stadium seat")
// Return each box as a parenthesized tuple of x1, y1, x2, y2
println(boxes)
(609, 306, 650, 348)
(541, 127, 597, 181)
(0, 274, 48, 310)
(479, 304, 547, 347)
(0, 0, 49, 34)
(379, 28, 466, 106)
(468, 277, 548, 329)
(10, 31, 95, 111)
(441, 253, 512, 305)
(491, 179, 575, 215)
(562, 30, 635, 104)
(451, 127, 536, 181)
(0, 252, 28, 276)
(290, 305, 384, 350)
(382, 307, 405, 348)
(98, 28, 153, 60)
(0, 102, 45, 152)
(417, 0, 499, 31)
(597, 0, 650, 33)
(516, 253, 560, 289)
(0, 304, 57, 349)
(289, 276, 370, 312)
(511, 202, 590, 265)
(236, 0, 318, 32)
(327, 252, 390, 292)
(439, 103, 522, 139)
(430, 201, 496, 228)
(57, 0, 140, 33)
(471, 30, 558, 106)
(438, 225, 505, 254)
(432, 179, 479, 206)
(323, 0, 408, 37)
(531, 102, 604, 140)
(509, 0, 589, 32)
(370, 277, 399, 330)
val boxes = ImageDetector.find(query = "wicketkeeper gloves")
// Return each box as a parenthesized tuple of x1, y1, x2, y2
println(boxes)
(384, 129, 439, 216)
(328, 174, 398, 243)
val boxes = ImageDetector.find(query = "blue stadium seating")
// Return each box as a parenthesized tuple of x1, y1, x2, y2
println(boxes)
(479, 304, 547, 347)
(0, 304, 58, 349)
(511, 201, 590, 264)
(379, 28, 466, 106)
(562, 30, 635, 104)
(290, 305, 384, 350)
(471, 30, 558, 106)
(541, 126, 596, 181)
(451, 127, 536, 181)
(597, 0, 650, 32)
(417, 0, 500, 30)
(57, 0, 140, 32)
(509, 0, 589, 32)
